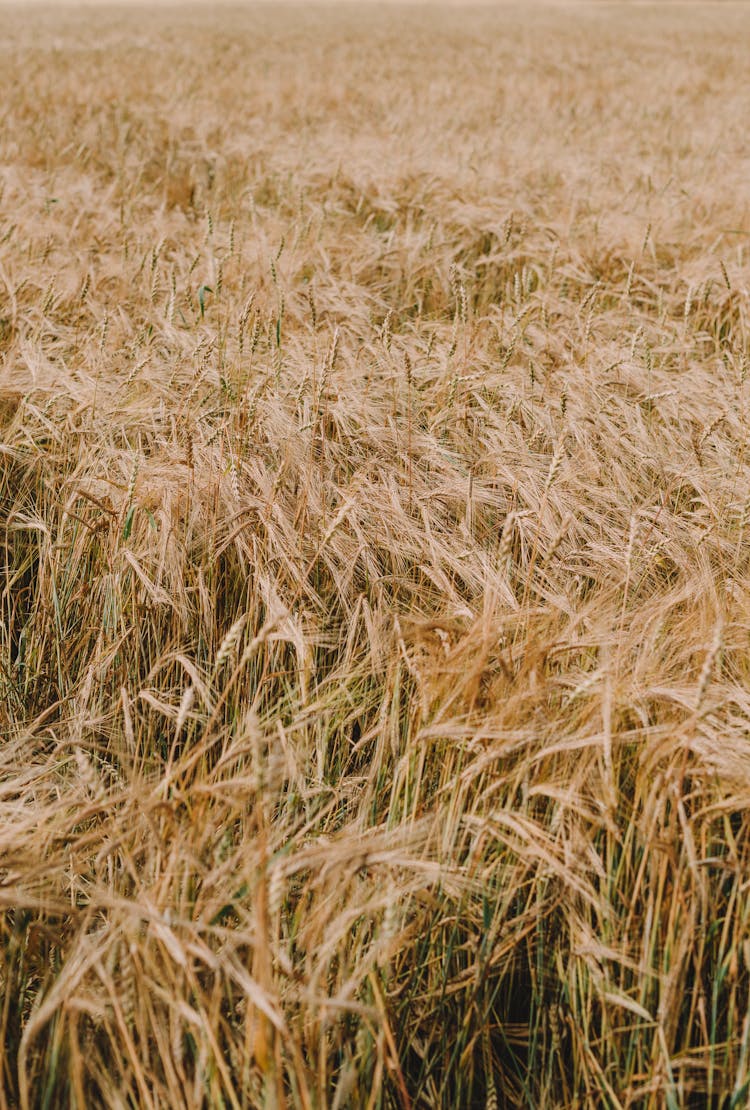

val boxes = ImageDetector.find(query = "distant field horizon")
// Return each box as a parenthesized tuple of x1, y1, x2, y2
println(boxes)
(4, 0, 744, 7)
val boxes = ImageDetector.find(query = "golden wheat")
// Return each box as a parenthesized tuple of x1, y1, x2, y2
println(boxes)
(2, 2, 750, 1106)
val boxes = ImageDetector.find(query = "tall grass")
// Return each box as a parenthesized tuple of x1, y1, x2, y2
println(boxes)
(2, 2, 750, 1105)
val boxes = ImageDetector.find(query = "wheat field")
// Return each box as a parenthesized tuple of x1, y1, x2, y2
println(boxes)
(2, 2, 750, 1106)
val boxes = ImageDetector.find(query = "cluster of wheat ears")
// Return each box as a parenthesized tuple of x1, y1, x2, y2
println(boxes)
(2, 2, 750, 1106)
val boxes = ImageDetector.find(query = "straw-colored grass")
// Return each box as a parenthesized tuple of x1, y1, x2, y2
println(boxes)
(2, 2, 750, 1105)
